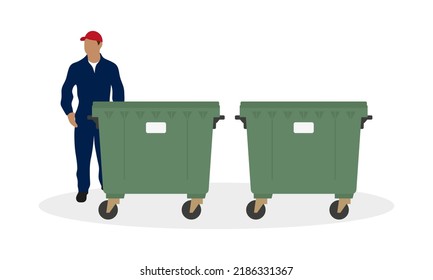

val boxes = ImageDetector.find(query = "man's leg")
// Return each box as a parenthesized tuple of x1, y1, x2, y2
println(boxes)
(74, 122, 93, 202)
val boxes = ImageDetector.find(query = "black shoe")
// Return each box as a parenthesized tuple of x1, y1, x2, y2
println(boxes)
(76, 192, 88, 203)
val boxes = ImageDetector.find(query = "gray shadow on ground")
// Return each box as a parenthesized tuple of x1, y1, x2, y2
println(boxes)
(39, 183, 393, 228)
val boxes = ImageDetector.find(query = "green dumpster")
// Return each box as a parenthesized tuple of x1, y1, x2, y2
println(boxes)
(91, 102, 224, 220)
(235, 102, 372, 220)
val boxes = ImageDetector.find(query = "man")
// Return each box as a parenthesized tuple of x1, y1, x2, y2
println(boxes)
(61, 31, 125, 202)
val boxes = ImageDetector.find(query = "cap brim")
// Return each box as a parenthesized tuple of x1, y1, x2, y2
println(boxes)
(80, 37, 86, 41)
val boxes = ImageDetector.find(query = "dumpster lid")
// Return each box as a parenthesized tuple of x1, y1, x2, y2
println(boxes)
(240, 102, 367, 109)
(93, 101, 220, 109)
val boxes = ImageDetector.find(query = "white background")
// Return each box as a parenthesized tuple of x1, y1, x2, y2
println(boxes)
(1, 0, 432, 279)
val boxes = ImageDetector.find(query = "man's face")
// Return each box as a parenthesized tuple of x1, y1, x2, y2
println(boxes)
(84, 39, 102, 56)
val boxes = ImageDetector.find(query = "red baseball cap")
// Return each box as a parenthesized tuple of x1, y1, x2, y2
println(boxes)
(80, 31, 103, 42)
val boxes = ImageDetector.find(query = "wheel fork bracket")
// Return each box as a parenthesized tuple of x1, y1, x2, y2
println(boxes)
(190, 198, 203, 213)
(338, 199, 351, 213)
(107, 198, 120, 213)
(254, 199, 268, 213)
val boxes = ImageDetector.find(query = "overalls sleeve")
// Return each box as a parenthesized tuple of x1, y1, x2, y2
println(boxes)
(111, 64, 125, 101)
(61, 65, 76, 115)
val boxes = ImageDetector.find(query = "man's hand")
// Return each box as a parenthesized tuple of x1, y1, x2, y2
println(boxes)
(68, 112, 78, 127)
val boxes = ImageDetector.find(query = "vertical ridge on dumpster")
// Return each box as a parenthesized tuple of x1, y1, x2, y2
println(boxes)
(120, 111, 128, 180)
(184, 111, 192, 180)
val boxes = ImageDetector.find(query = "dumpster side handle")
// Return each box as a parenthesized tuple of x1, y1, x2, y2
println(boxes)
(87, 115, 99, 129)
(235, 115, 247, 129)
(361, 115, 373, 129)
(213, 115, 225, 129)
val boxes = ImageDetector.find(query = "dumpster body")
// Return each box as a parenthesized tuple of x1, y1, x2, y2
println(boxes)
(236, 102, 371, 220)
(91, 102, 224, 220)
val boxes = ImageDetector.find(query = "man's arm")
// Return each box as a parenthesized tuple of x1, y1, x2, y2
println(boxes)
(111, 64, 125, 101)
(61, 65, 78, 127)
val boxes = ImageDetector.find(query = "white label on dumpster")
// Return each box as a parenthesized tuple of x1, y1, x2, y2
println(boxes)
(293, 122, 314, 133)
(146, 122, 166, 134)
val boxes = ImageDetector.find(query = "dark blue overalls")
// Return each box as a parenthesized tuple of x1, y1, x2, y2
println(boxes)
(61, 55, 124, 192)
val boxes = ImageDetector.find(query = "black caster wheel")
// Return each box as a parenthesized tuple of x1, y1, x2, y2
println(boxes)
(246, 200, 266, 220)
(329, 200, 349, 220)
(182, 200, 201, 220)
(98, 200, 118, 220)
